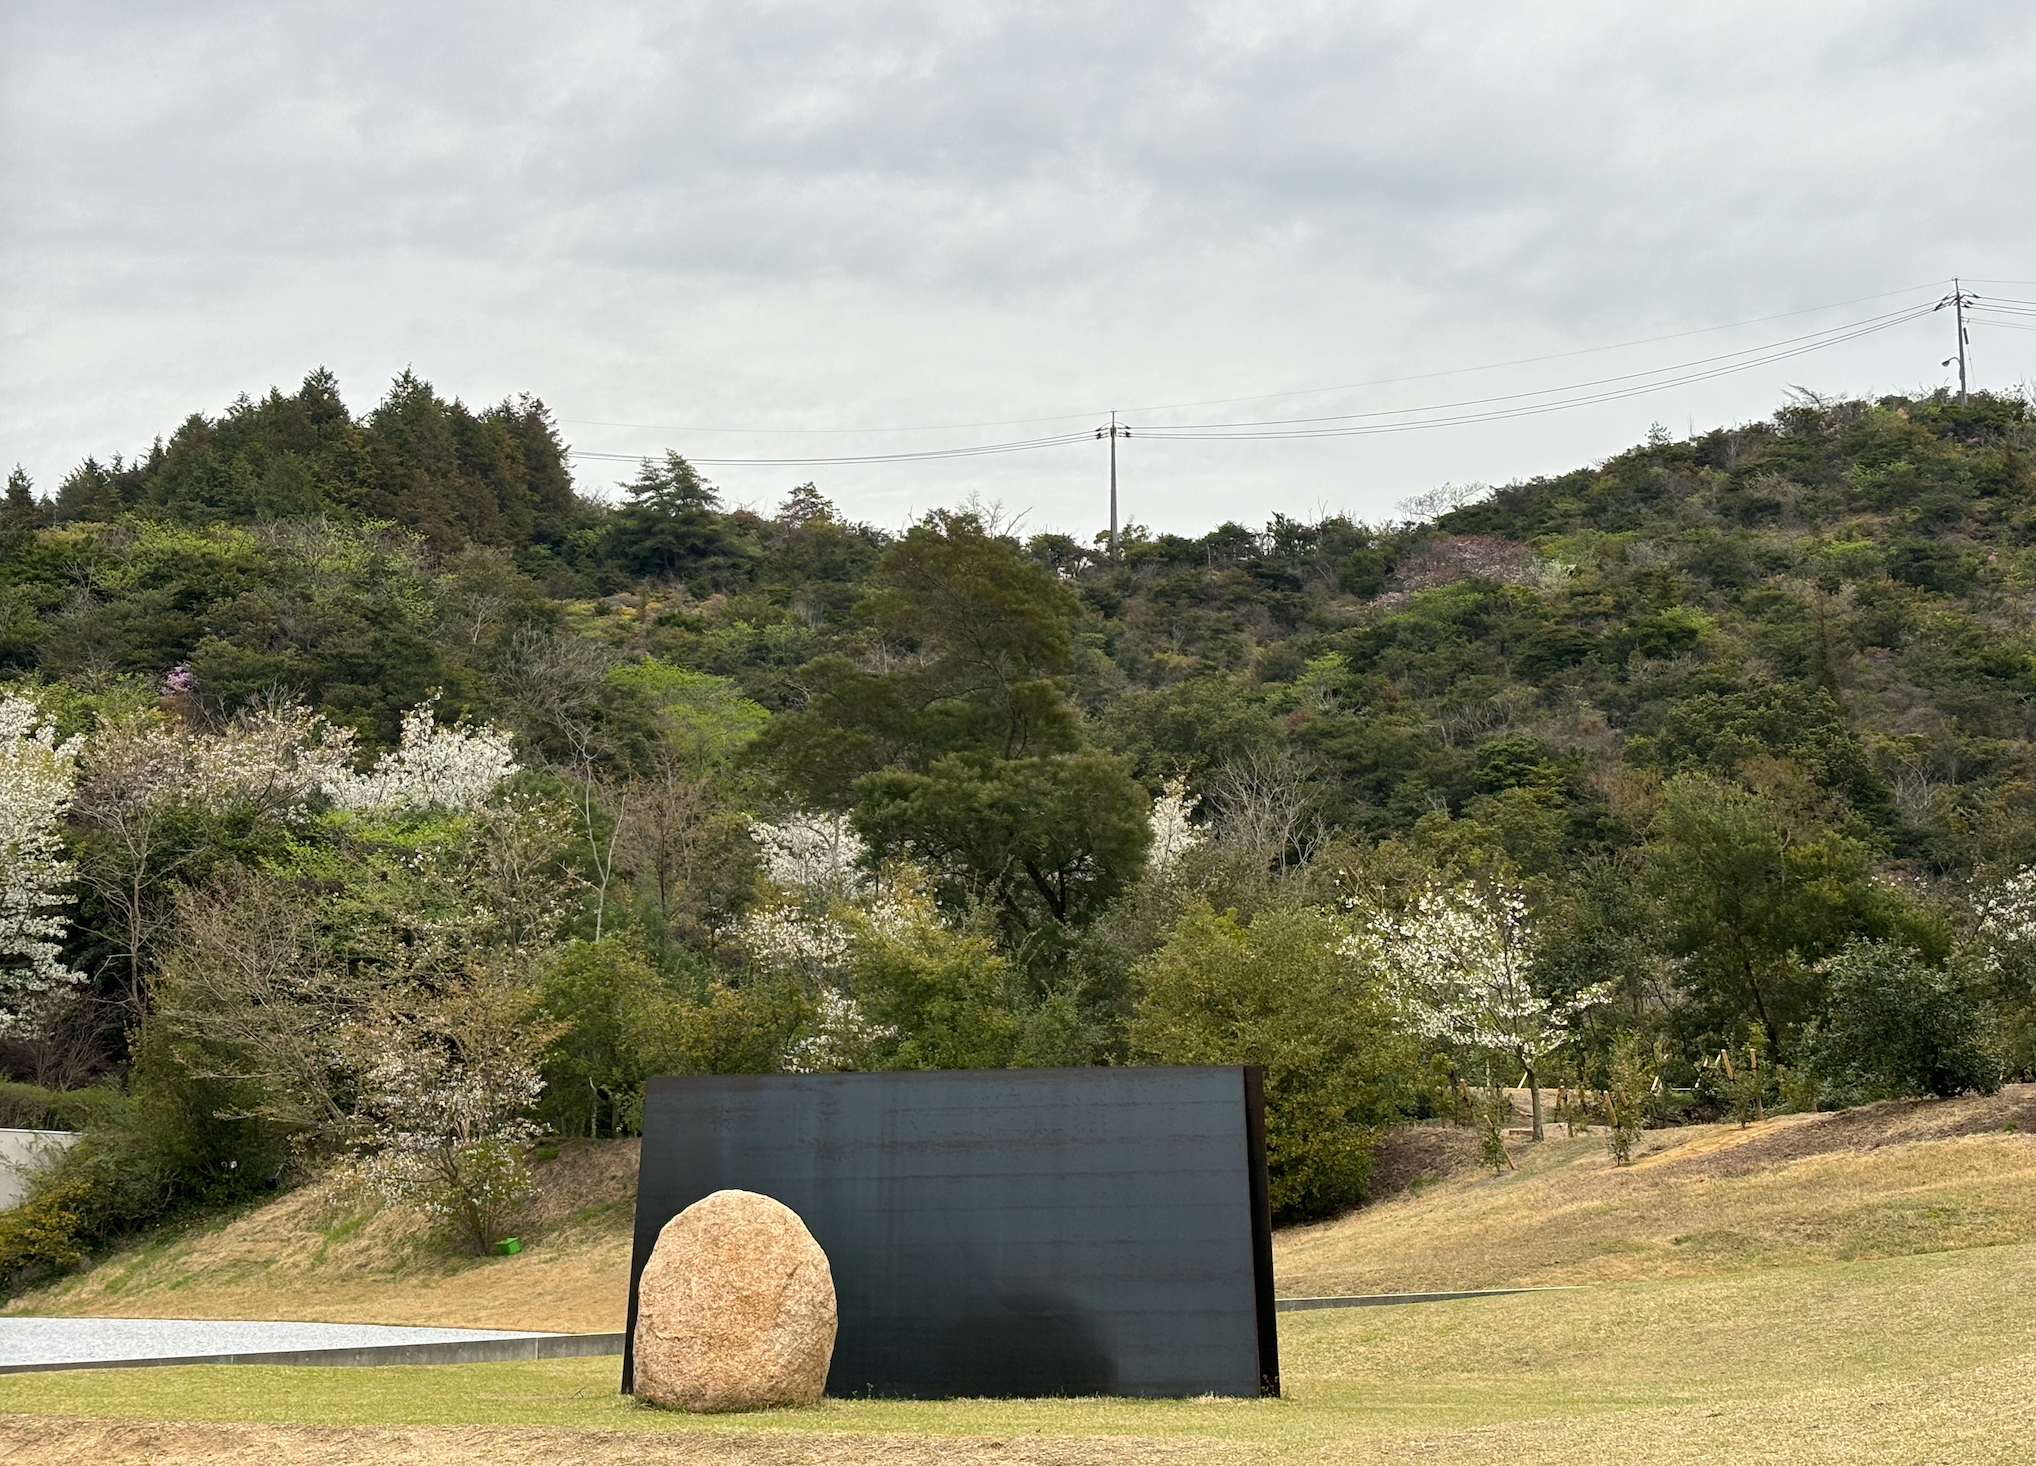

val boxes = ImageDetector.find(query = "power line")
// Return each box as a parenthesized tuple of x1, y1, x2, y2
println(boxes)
(557, 279, 1952, 438)
(570, 430, 1096, 468)
(1132, 305, 1933, 434)
(564, 292, 1950, 469)
(1106, 308, 1935, 441)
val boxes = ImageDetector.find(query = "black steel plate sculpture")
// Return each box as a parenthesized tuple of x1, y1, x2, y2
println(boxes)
(624, 1065, 1278, 1399)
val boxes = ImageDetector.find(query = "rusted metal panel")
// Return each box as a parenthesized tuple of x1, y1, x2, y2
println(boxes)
(624, 1066, 1276, 1399)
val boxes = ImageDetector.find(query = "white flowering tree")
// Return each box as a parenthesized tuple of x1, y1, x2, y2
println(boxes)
(356, 966, 563, 1254)
(1146, 777, 1206, 877)
(0, 693, 85, 1030)
(740, 809, 875, 1068)
(1975, 865, 2036, 951)
(323, 699, 517, 814)
(740, 816, 1021, 1073)
(81, 703, 356, 818)
(750, 809, 867, 900)
(1362, 879, 1610, 1141)
(1973, 865, 2036, 1075)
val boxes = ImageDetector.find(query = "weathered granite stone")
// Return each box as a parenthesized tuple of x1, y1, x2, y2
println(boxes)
(632, 1188, 837, 1412)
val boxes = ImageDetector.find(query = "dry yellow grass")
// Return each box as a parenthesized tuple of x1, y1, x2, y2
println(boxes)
(1277, 1083, 2036, 1296)
(4, 1141, 641, 1333)
(12, 1087, 2036, 1337)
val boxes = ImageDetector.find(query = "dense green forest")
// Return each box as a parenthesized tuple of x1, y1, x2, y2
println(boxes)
(2, 369, 2032, 1267)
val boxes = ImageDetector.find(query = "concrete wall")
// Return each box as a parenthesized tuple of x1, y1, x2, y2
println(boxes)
(0, 1129, 81, 1209)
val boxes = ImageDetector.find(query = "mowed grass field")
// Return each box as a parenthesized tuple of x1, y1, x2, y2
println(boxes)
(4, 1086, 2035, 1462)
(6, 1244, 2036, 1463)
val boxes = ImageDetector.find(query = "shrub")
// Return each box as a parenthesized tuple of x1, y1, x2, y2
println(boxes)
(1129, 900, 1410, 1223)
(0, 1050, 288, 1291)
(1605, 1032, 1658, 1166)
(1804, 943, 2001, 1101)
(360, 1136, 535, 1256)
(1472, 1083, 1516, 1174)
(539, 936, 807, 1136)
(0, 1174, 92, 1279)
(0, 1081, 124, 1132)
(1723, 1023, 1771, 1127)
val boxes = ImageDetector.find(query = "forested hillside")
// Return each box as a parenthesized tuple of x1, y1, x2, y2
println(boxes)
(2, 370, 2033, 1270)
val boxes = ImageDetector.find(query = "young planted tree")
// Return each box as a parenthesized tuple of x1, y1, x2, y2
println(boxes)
(1605, 1032, 1659, 1166)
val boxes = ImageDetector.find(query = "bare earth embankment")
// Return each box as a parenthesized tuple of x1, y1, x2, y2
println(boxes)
(5, 1086, 2036, 1463)
(4, 1140, 641, 1333)
(1281, 1082, 2036, 1295)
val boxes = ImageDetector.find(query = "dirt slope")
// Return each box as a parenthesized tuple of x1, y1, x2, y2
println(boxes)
(5, 1141, 640, 1333)
(1279, 1083, 2036, 1297)
(10, 1085, 2036, 1330)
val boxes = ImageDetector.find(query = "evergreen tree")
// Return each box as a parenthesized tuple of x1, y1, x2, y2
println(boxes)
(1, 468, 45, 531)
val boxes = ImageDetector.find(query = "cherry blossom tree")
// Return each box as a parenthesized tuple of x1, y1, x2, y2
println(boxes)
(1145, 777, 1206, 877)
(0, 693, 85, 1030)
(750, 809, 867, 899)
(322, 698, 516, 814)
(1361, 878, 1611, 1141)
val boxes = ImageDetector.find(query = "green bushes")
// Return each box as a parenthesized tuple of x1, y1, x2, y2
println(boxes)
(1803, 943, 2001, 1102)
(0, 1081, 123, 1132)
(537, 937, 804, 1137)
(1129, 901, 1409, 1223)
(0, 1051, 288, 1287)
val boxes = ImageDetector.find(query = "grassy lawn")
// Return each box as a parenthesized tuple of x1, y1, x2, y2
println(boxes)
(6, 1240, 2035, 1463)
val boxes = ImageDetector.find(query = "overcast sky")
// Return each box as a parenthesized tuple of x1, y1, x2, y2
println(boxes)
(3, 1, 2032, 538)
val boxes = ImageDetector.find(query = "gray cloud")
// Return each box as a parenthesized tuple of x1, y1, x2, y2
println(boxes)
(4, 0, 2032, 533)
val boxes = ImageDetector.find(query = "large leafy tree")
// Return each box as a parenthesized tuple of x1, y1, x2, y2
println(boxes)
(857, 750, 1150, 930)
(1130, 901, 1407, 1222)
(755, 510, 1148, 937)
(1644, 773, 1937, 1057)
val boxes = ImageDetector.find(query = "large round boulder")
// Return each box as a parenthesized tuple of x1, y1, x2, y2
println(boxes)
(632, 1188, 837, 1412)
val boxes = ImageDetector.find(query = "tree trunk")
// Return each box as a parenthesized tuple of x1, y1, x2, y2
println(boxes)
(1527, 1063, 1543, 1142)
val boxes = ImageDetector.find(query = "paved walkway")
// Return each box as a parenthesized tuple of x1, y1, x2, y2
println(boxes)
(0, 1317, 559, 1369)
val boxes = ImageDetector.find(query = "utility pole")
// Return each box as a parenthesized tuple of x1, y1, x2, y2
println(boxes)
(1936, 279, 1977, 405)
(1097, 413, 1131, 556)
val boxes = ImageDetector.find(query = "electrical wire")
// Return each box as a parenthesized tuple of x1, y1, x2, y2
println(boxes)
(570, 429, 1098, 468)
(1129, 308, 1939, 442)
(565, 292, 1954, 467)
(557, 279, 1953, 437)
(1128, 305, 1934, 433)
